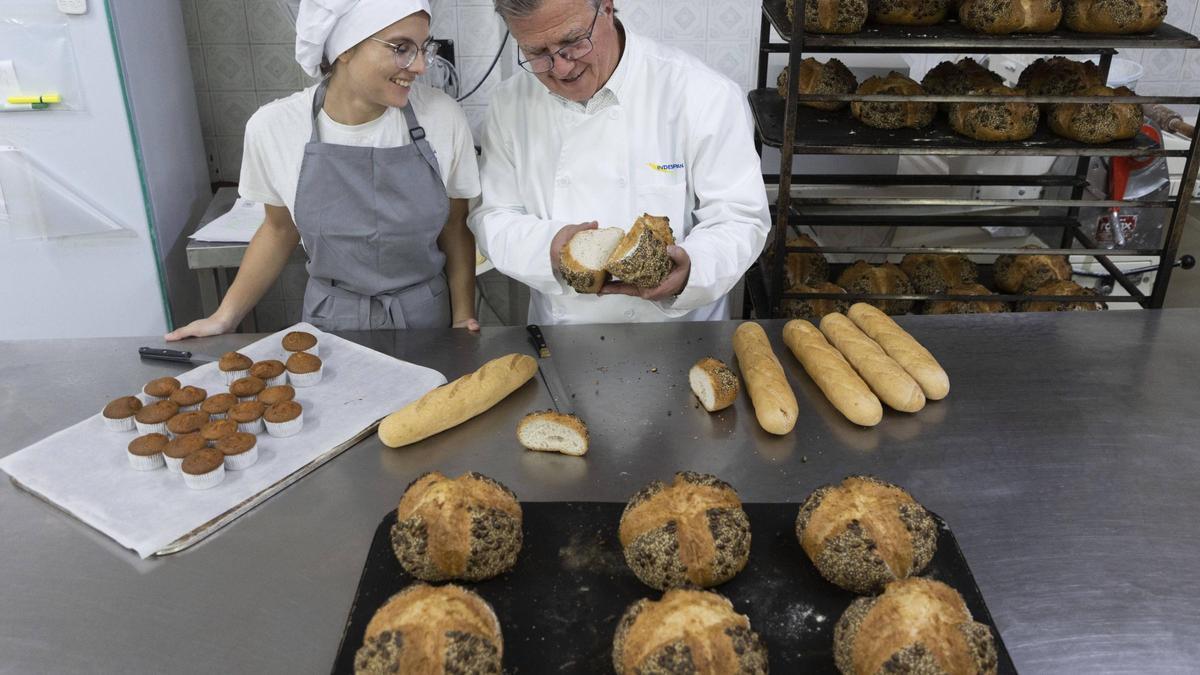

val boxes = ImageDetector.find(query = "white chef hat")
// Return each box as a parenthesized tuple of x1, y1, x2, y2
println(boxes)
(292, 0, 433, 78)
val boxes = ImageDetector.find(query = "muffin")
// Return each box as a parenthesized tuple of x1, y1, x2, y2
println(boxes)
(286, 352, 324, 387)
(354, 583, 503, 675)
(834, 578, 998, 675)
(229, 376, 267, 402)
(257, 385, 295, 406)
(169, 385, 207, 412)
(795, 475, 937, 594)
(163, 433, 207, 473)
(612, 588, 768, 675)
(925, 283, 1011, 314)
(249, 360, 287, 387)
(134, 400, 179, 435)
(852, 72, 936, 130)
(200, 392, 238, 420)
(282, 330, 319, 357)
(391, 472, 523, 582)
(166, 411, 210, 438)
(264, 400, 304, 438)
(181, 447, 226, 490)
(127, 433, 168, 471)
(219, 351, 253, 386)
(216, 432, 259, 471)
(142, 377, 181, 402)
(102, 396, 142, 432)
(230, 401, 267, 434)
(200, 418, 239, 447)
(619, 471, 751, 590)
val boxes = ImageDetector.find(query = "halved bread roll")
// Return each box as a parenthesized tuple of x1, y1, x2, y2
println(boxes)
(559, 227, 625, 294)
(689, 357, 740, 412)
(605, 214, 676, 289)
(517, 410, 589, 456)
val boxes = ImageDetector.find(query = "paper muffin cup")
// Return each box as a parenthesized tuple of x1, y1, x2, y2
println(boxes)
(284, 344, 320, 359)
(165, 455, 186, 473)
(177, 404, 201, 413)
(261, 374, 287, 387)
(266, 413, 303, 438)
(135, 420, 168, 436)
(287, 367, 323, 387)
(184, 464, 226, 490)
(207, 411, 228, 421)
(223, 444, 259, 471)
(127, 451, 164, 471)
(237, 418, 265, 434)
(103, 414, 136, 432)
(222, 368, 249, 386)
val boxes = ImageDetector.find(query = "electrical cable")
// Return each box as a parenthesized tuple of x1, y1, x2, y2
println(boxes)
(457, 29, 510, 102)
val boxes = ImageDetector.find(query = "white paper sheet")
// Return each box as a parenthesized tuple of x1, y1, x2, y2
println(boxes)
(188, 197, 265, 243)
(0, 323, 446, 558)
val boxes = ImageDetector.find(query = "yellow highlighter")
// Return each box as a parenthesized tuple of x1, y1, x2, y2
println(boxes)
(6, 94, 62, 105)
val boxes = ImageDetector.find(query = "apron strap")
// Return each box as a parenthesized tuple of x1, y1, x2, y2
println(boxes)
(309, 78, 331, 143)
(398, 102, 442, 171)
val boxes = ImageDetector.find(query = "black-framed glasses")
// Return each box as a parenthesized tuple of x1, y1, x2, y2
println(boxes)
(369, 36, 439, 70)
(517, 1, 603, 74)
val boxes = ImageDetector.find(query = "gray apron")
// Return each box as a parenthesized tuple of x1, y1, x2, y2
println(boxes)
(294, 78, 452, 330)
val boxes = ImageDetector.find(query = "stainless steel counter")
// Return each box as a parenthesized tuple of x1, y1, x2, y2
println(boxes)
(3, 311, 1199, 673)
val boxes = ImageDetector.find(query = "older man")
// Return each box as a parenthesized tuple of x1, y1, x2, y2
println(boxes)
(468, 0, 770, 324)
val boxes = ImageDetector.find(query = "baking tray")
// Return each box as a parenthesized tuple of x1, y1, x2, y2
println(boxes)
(332, 502, 1017, 673)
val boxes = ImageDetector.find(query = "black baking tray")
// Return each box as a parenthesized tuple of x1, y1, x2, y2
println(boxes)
(332, 503, 1016, 674)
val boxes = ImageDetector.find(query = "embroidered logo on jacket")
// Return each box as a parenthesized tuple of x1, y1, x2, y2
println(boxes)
(647, 162, 685, 173)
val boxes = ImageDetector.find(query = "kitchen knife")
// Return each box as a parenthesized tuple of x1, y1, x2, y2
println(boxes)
(138, 347, 219, 365)
(526, 324, 574, 415)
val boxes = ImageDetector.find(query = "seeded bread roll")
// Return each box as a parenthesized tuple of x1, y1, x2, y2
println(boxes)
(993, 245, 1072, 293)
(781, 282, 851, 322)
(785, 233, 831, 289)
(795, 475, 938, 594)
(847, 303, 950, 401)
(777, 58, 859, 111)
(834, 577, 998, 675)
(783, 320, 883, 427)
(559, 227, 624, 293)
(899, 253, 979, 295)
(921, 58, 1004, 112)
(605, 214, 675, 289)
(787, 0, 870, 34)
(958, 0, 1063, 33)
(733, 322, 799, 435)
(1017, 56, 1105, 113)
(1018, 280, 1106, 311)
(612, 588, 768, 675)
(837, 261, 916, 315)
(949, 84, 1041, 142)
(391, 472, 522, 582)
(354, 583, 502, 675)
(1048, 85, 1143, 143)
(852, 72, 936, 130)
(618, 472, 751, 590)
(870, 0, 953, 25)
(820, 313, 926, 413)
(1064, 0, 1166, 33)
(689, 357, 740, 413)
(516, 410, 589, 456)
(924, 283, 1011, 314)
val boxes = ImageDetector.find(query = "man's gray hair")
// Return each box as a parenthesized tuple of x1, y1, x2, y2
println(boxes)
(494, 0, 602, 21)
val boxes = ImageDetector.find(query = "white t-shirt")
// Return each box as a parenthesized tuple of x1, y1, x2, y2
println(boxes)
(239, 82, 481, 215)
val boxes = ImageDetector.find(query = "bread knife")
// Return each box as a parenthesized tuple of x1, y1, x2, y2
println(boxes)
(526, 325, 574, 415)
(138, 347, 218, 365)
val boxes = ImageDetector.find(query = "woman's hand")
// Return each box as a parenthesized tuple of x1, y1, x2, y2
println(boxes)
(453, 318, 481, 332)
(165, 314, 236, 341)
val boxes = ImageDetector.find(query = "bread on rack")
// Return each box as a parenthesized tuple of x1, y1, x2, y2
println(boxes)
(1064, 0, 1167, 33)
(958, 0, 1063, 33)
(1018, 280, 1106, 311)
(869, 0, 953, 26)
(993, 245, 1072, 293)
(949, 84, 1041, 141)
(1048, 85, 1144, 143)
(851, 73, 937, 130)
(924, 283, 1011, 314)
(786, 233, 831, 288)
(900, 253, 980, 294)
(920, 58, 1004, 112)
(834, 577, 998, 675)
(795, 475, 938, 593)
(837, 261, 916, 315)
(690, 357, 741, 413)
(781, 282, 851, 322)
(605, 213, 676, 289)
(618, 472, 752, 590)
(559, 227, 625, 294)
(777, 57, 859, 111)
(1017, 56, 1106, 112)
(787, 0, 870, 34)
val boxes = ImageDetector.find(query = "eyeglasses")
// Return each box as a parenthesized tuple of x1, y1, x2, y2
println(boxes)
(517, 2, 603, 75)
(369, 36, 439, 71)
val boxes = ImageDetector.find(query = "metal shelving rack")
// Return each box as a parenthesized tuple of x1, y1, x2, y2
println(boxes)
(750, 0, 1200, 314)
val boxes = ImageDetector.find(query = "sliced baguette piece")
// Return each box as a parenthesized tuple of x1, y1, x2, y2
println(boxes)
(847, 303, 949, 400)
(559, 227, 625, 294)
(517, 410, 589, 456)
(782, 319, 883, 427)
(378, 354, 537, 448)
(604, 213, 675, 289)
(689, 357, 740, 412)
(819, 313, 926, 413)
(733, 322, 799, 434)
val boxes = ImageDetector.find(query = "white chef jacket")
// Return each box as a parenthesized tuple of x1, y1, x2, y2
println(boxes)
(468, 28, 770, 325)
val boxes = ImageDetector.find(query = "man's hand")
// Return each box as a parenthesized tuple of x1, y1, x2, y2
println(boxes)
(600, 245, 691, 301)
(453, 318, 481, 332)
(549, 221, 599, 273)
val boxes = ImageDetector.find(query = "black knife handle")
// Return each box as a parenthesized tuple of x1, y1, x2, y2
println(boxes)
(139, 347, 194, 363)
(526, 324, 550, 358)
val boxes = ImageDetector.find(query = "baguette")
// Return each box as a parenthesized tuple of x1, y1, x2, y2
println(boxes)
(378, 354, 537, 448)
(847, 303, 950, 400)
(732, 322, 799, 435)
(819, 313, 925, 413)
(782, 320, 883, 427)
